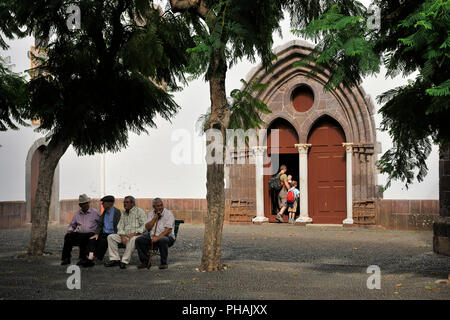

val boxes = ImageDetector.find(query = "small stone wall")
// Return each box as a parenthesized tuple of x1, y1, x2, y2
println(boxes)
(0, 198, 440, 231)
(377, 199, 439, 230)
(0, 201, 27, 229)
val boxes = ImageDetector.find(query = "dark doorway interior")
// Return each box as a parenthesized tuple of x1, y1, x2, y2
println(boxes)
(263, 117, 300, 223)
(266, 153, 300, 220)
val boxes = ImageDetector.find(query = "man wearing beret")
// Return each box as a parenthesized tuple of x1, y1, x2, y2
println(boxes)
(82, 195, 121, 267)
(61, 194, 100, 266)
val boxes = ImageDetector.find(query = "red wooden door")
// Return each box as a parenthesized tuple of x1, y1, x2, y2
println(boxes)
(308, 117, 346, 224)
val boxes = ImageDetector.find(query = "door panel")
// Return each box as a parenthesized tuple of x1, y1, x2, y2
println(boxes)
(308, 117, 346, 224)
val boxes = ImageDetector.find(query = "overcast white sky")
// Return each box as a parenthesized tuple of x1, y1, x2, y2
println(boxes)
(0, 1, 439, 200)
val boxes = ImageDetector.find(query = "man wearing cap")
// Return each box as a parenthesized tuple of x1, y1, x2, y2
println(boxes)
(105, 195, 147, 269)
(81, 195, 121, 267)
(61, 194, 100, 265)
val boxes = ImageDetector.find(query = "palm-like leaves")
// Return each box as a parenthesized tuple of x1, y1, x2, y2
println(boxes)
(196, 78, 271, 134)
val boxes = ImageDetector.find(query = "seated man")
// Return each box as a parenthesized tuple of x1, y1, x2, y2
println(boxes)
(61, 194, 100, 265)
(82, 195, 121, 267)
(135, 198, 175, 270)
(105, 195, 146, 269)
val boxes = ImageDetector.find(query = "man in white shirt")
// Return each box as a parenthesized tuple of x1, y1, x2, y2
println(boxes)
(135, 198, 175, 269)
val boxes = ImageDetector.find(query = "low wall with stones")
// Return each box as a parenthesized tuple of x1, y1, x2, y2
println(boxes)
(377, 199, 439, 231)
(0, 201, 27, 229)
(0, 198, 440, 230)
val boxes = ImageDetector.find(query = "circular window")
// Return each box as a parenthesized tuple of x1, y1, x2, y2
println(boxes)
(292, 85, 314, 112)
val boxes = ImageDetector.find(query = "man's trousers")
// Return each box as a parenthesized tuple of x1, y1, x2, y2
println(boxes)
(107, 234, 138, 264)
(61, 232, 94, 261)
(86, 233, 110, 260)
(135, 233, 175, 266)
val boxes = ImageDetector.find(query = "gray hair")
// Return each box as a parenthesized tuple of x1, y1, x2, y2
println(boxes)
(152, 198, 163, 206)
(124, 195, 136, 204)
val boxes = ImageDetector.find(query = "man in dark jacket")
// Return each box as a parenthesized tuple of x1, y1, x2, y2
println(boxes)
(82, 195, 121, 267)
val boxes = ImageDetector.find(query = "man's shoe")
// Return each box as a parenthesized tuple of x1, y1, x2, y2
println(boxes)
(120, 262, 127, 269)
(104, 260, 120, 267)
(137, 262, 148, 269)
(76, 259, 87, 266)
(61, 259, 70, 265)
(159, 264, 168, 270)
(82, 259, 95, 268)
(276, 213, 283, 223)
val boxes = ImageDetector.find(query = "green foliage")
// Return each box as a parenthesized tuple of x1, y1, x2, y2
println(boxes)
(0, 1, 28, 131)
(12, 0, 194, 155)
(284, 0, 366, 30)
(290, 0, 450, 188)
(0, 56, 28, 131)
(292, 3, 380, 90)
(228, 79, 271, 130)
(182, 0, 285, 80)
(0, 0, 26, 50)
(377, 79, 436, 188)
(196, 78, 271, 133)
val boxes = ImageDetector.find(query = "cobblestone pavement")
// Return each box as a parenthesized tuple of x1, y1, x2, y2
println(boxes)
(0, 224, 449, 300)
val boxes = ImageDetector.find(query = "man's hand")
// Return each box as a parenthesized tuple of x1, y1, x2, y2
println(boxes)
(128, 233, 140, 239)
(121, 235, 128, 245)
(151, 236, 160, 243)
(66, 230, 73, 234)
(90, 234, 99, 240)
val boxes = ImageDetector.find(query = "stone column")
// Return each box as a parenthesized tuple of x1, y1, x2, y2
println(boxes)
(343, 143, 354, 225)
(433, 145, 450, 256)
(251, 146, 268, 224)
(295, 144, 312, 224)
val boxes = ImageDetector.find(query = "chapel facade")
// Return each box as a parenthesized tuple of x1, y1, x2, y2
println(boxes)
(224, 40, 381, 225)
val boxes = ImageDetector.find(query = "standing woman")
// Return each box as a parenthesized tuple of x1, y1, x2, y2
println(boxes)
(276, 165, 290, 223)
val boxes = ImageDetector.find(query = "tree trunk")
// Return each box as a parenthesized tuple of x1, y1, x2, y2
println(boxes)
(433, 143, 450, 256)
(200, 58, 230, 271)
(28, 136, 71, 256)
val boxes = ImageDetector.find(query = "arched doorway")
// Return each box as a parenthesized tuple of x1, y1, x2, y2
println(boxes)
(264, 118, 299, 222)
(26, 138, 60, 223)
(307, 116, 346, 224)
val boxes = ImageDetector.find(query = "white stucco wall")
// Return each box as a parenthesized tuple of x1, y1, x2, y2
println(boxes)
(0, 5, 439, 201)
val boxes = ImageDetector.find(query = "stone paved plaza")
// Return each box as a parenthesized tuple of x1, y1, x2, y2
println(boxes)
(0, 224, 449, 300)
